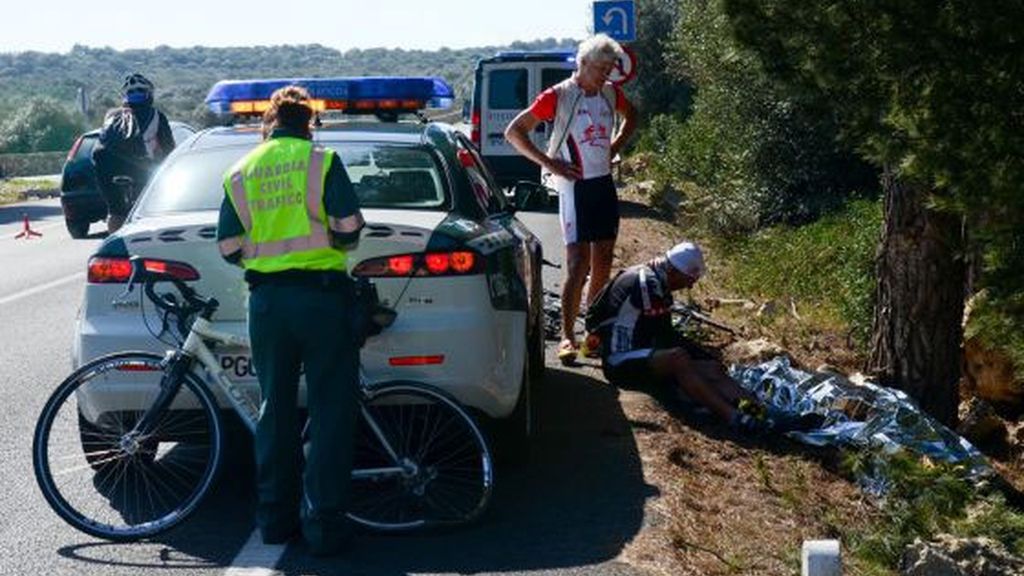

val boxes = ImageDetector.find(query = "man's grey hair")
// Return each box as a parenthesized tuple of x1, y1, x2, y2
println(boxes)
(576, 33, 624, 67)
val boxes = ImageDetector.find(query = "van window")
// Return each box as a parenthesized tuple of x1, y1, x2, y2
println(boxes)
(488, 69, 528, 109)
(542, 68, 573, 91)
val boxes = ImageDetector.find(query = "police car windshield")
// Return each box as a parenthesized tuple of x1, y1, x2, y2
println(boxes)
(136, 143, 448, 216)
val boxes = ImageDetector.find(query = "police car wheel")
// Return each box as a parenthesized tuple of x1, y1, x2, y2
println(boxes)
(66, 219, 89, 239)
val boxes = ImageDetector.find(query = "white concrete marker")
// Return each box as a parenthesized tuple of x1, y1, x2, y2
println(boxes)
(223, 529, 287, 576)
(802, 539, 842, 576)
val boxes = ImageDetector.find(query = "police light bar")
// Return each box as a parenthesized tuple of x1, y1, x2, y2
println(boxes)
(205, 76, 455, 116)
(492, 50, 576, 63)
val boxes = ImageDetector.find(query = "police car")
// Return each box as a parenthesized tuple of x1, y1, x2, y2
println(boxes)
(74, 76, 545, 445)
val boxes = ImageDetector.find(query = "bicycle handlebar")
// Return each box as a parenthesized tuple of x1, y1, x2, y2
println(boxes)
(672, 302, 737, 335)
(127, 256, 218, 321)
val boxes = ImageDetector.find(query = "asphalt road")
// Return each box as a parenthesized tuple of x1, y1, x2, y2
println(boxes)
(0, 199, 656, 576)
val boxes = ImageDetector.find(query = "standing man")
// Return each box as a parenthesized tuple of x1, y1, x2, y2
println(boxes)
(92, 73, 175, 233)
(505, 33, 637, 364)
(216, 86, 365, 556)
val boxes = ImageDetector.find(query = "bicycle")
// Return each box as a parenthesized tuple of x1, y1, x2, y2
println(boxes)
(33, 257, 493, 542)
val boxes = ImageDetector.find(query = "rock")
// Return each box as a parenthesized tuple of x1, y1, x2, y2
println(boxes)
(723, 338, 788, 365)
(901, 535, 1024, 576)
(633, 179, 658, 196)
(963, 336, 1024, 417)
(962, 292, 1024, 416)
(956, 397, 1008, 452)
(756, 300, 779, 318)
(816, 363, 842, 375)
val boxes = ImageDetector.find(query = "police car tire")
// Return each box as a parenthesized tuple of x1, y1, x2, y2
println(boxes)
(528, 251, 546, 380)
(493, 353, 533, 467)
(66, 219, 89, 239)
(528, 310, 546, 381)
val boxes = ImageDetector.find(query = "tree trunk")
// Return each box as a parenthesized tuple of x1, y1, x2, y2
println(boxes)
(867, 167, 965, 426)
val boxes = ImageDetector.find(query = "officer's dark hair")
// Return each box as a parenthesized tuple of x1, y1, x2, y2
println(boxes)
(262, 85, 313, 139)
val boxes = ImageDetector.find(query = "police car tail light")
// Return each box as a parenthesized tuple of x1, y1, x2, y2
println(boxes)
(351, 250, 481, 277)
(88, 256, 200, 283)
(66, 135, 85, 162)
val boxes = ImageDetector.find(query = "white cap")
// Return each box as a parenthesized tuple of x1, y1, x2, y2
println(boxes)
(665, 242, 705, 280)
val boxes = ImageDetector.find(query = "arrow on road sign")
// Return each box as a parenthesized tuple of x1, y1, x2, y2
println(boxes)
(602, 7, 628, 35)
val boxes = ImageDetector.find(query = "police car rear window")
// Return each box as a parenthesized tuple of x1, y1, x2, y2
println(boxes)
(136, 143, 448, 215)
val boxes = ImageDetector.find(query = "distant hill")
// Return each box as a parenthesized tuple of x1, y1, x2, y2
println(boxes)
(0, 38, 578, 128)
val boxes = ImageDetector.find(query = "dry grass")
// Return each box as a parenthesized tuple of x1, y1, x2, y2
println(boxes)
(0, 178, 59, 205)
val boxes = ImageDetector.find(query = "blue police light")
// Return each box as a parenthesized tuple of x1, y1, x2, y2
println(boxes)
(205, 76, 455, 116)
(492, 50, 576, 64)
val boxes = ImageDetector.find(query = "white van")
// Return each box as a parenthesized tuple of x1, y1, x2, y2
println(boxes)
(468, 51, 576, 188)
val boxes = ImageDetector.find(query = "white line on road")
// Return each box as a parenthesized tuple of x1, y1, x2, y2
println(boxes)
(223, 530, 287, 576)
(0, 272, 84, 306)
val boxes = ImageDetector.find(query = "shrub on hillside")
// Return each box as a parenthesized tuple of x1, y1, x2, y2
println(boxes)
(0, 97, 84, 153)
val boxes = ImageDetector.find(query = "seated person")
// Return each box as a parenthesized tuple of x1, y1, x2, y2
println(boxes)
(592, 241, 768, 433)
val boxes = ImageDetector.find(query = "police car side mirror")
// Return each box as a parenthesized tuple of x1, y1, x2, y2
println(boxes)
(461, 100, 471, 122)
(512, 181, 551, 211)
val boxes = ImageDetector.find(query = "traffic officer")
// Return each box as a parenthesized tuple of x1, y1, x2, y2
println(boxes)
(216, 85, 365, 556)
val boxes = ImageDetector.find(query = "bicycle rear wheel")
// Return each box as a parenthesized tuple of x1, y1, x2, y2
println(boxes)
(348, 381, 493, 530)
(33, 352, 223, 541)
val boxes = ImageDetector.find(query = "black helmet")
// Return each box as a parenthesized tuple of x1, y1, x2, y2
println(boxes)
(121, 73, 154, 105)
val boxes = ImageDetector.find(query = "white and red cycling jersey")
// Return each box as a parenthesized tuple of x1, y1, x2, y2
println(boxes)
(526, 82, 628, 181)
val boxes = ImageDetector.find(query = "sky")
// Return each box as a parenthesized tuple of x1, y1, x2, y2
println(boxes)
(1, 0, 595, 54)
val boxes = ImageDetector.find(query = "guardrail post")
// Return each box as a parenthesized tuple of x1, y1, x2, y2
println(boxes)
(802, 539, 841, 576)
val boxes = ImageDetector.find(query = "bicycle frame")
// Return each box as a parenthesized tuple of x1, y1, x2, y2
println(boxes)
(168, 315, 408, 481)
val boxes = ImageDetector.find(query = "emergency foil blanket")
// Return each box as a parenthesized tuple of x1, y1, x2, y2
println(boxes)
(729, 357, 991, 488)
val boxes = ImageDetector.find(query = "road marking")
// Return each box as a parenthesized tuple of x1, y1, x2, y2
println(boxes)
(223, 530, 286, 576)
(0, 272, 84, 306)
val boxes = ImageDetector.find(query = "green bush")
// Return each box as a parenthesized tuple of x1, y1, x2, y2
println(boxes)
(0, 97, 84, 153)
(722, 199, 881, 345)
(844, 452, 974, 569)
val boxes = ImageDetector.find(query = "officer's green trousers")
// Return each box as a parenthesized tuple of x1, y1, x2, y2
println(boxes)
(248, 281, 358, 549)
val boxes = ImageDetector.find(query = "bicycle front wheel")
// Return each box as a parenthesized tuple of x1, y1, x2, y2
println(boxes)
(33, 352, 223, 541)
(348, 381, 494, 531)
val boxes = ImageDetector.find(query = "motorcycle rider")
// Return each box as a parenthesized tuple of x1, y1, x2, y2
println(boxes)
(91, 73, 175, 233)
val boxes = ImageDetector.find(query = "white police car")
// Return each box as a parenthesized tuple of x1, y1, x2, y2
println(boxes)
(74, 77, 545, 445)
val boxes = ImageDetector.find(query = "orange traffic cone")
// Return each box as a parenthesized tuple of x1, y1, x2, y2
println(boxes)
(14, 213, 42, 239)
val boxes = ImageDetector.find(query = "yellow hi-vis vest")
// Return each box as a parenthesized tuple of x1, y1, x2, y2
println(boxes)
(222, 138, 347, 273)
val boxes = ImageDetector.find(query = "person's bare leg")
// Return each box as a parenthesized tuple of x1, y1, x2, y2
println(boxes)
(561, 242, 591, 346)
(585, 239, 616, 307)
(649, 348, 736, 422)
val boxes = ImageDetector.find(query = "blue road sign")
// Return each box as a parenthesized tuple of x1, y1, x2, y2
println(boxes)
(593, 1, 636, 42)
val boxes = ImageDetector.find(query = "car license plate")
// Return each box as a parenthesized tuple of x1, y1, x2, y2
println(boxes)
(217, 352, 257, 382)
